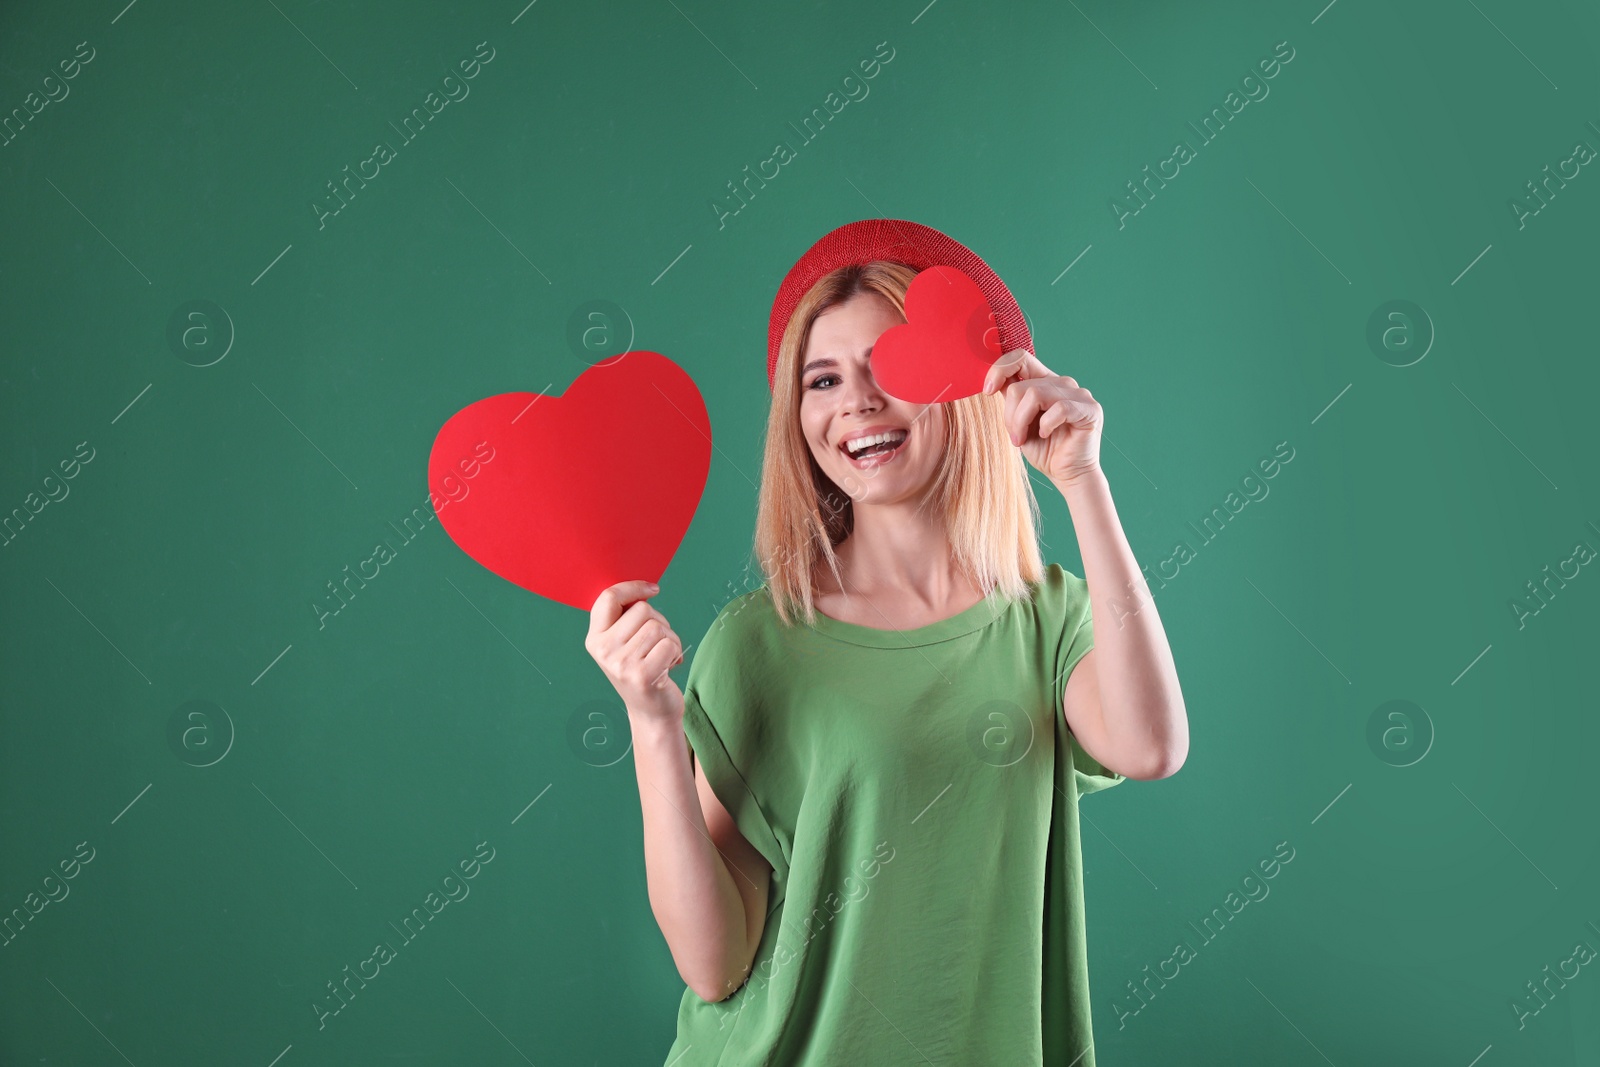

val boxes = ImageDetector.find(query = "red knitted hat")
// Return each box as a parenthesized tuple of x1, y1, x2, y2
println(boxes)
(766, 218, 1031, 391)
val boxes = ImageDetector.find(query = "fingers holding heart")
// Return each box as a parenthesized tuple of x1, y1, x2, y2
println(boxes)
(1008, 381, 1099, 446)
(1038, 397, 1099, 439)
(982, 348, 1041, 396)
(1006, 382, 1048, 446)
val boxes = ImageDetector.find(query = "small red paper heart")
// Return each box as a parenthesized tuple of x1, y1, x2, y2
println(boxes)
(869, 265, 1004, 404)
(428, 351, 711, 612)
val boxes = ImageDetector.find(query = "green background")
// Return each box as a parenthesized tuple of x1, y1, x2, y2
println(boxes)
(3, 0, 1597, 1063)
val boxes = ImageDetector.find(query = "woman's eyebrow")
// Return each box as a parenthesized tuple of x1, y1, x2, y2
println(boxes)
(801, 346, 874, 376)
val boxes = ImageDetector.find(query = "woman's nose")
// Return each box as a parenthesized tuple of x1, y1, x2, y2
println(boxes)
(840, 370, 885, 412)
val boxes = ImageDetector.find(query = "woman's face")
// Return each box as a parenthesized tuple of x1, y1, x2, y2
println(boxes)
(797, 290, 946, 506)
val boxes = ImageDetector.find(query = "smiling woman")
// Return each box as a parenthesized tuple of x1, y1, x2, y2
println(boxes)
(760, 259, 1040, 625)
(646, 235, 1179, 1066)
(587, 218, 1186, 1067)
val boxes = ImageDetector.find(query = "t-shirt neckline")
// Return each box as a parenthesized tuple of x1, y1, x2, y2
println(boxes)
(797, 586, 1012, 648)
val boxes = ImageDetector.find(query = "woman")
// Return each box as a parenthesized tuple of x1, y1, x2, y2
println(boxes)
(586, 224, 1187, 1065)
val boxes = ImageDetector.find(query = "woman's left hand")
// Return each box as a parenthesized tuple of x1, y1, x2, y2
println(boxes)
(982, 349, 1103, 487)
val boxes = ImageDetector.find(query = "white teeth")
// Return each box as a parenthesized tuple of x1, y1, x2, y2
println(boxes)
(844, 430, 908, 454)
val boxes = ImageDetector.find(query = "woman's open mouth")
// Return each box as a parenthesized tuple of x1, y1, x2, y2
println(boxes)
(840, 429, 909, 469)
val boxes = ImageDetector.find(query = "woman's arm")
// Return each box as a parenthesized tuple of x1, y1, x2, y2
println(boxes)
(1056, 466, 1188, 780)
(984, 353, 1189, 781)
(587, 580, 771, 1002)
(631, 713, 773, 1001)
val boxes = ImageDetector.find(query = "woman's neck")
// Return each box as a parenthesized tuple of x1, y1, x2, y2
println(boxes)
(818, 501, 985, 622)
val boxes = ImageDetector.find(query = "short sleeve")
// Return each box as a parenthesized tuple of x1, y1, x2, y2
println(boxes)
(679, 597, 790, 876)
(1047, 564, 1126, 797)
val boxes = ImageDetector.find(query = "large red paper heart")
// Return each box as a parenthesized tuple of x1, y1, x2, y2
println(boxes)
(428, 351, 711, 612)
(869, 265, 1004, 404)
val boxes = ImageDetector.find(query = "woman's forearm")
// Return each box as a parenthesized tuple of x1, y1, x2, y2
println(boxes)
(1056, 465, 1189, 776)
(629, 710, 757, 1002)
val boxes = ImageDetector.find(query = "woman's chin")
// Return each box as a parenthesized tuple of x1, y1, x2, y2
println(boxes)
(830, 467, 933, 504)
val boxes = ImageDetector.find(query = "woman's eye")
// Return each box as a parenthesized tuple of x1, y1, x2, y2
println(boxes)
(808, 374, 839, 389)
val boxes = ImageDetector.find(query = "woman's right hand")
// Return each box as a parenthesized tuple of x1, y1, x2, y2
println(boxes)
(586, 579, 685, 725)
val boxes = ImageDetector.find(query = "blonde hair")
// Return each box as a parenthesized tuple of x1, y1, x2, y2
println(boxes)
(751, 260, 1044, 626)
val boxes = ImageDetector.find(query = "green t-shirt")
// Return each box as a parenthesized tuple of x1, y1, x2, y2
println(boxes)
(664, 562, 1124, 1066)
